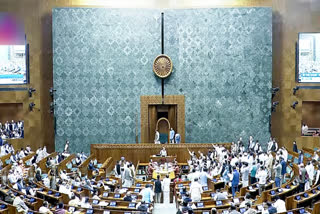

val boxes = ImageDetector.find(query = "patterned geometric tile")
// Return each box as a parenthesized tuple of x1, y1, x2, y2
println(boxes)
(53, 8, 272, 153)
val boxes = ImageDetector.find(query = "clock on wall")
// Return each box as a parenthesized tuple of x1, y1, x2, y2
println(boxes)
(153, 54, 173, 78)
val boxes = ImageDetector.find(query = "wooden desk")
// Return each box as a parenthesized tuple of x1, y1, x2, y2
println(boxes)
(152, 170, 175, 180)
(149, 155, 177, 163)
(38, 152, 57, 173)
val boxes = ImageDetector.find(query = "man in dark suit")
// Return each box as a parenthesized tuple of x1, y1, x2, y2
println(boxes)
(293, 141, 298, 153)
(154, 175, 162, 203)
(123, 191, 133, 202)
(231, 166, 240, 198)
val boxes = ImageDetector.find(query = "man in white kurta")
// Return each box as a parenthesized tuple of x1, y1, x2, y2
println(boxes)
(162, 175, 171, 206)
(189, 178, 203, 202)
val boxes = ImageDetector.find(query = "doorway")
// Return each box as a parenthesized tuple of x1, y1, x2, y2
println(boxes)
(148, 105, 177, 143)
(140, 95, 185, 144)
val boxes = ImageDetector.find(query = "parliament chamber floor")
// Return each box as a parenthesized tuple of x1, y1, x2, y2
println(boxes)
(1, 0, 320, 213)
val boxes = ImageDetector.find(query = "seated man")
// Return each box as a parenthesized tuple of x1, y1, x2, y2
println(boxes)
(137, 201, 149, 212)
(160, 147, 167, 157)
(214, 189, 228, 200)
(124, 191, 133, 202)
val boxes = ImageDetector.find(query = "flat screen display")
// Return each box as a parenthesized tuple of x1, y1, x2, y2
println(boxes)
(298, 33, 320, 82)
(0, 45, 27, 84)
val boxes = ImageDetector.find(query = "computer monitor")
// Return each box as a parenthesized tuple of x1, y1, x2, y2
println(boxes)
(38, 188, 44, 191)
(136, 183, 141, 187)
(29, 198, 35, 203)
(286, 185, 290, 189)
(0, 204, 6, 209)
(86, 210, 93, 214)
(128, 203, 136, 208)
(213, 178, 217, 182)
(210, 193, 215, 198)
(68, 207, 75, 212)
(299, 208, 305, 214)
(178, 184, 184, 187)
(77, 187, 82, 192)
(270, 190, 276, 195)
(105, 178, 110, 181)
(197, 202, 204, 208)
(103, 192, 109, 197)
(109, 201, 116, 207)
(203, 186, 208, 191)
(278, 188, 283, 193)
(134, 188, 140, 193)
(303, 193, 308, 198)
(287, 212, 293, 214)
(48, 190, 53, 194)
(233, 198, 240, 204)
(54, 193, 60, 197)
(318, 186, 320, 190)
(248, 186, 253, 190)
(295, 195, 301, 200)
(132, 195, 137, 200)
(216, 200, 222, 206)
(114, 194, 120, 198)
(27, 212, 33, 214)
(203, 212, 210, 214)
(240, 208, 246, 213)
(92, 200, 99, 204)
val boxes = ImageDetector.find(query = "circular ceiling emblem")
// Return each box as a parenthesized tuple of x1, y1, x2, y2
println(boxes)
(153, 54, 173, 78)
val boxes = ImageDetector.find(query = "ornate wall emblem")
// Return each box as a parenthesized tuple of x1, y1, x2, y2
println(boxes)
(153, 54, 173, 78)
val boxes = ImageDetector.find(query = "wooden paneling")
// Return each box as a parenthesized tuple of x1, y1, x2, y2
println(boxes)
(302, 101, 320, 128)
(141, 95, 185, 144)
(91, 143, 231, 166)
(0, 103, 23, 123)
(271, 0, 320, 151)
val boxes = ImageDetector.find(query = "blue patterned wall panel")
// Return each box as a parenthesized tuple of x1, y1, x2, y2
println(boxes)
(53, 8, 272, 153)
(53, 8, 161, 153)
(164, 8, 272, 145)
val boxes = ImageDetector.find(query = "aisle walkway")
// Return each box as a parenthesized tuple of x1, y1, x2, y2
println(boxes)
(153, 203, 177, 214)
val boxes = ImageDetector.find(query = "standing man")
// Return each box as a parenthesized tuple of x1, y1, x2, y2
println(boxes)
(189, 178, 203, 202)
(123, 164, 133, 188)
(162, 174, 171, 206)
(241, 163, 249, 188)
(298, 164, 307, 192)
(64, 140, 69, 153)
(280, 157, 287, 184)
(199, 168, 213, 187)
(305, 161, 315, 186)
(139, 184, 154, 203)
(231, 166, 240, 198)
(154, 130, 160, 144)
(293, 141, 298, 153)
(154, 175, 162, 203)
(250, 162, 257, 185)
(298, 151, 304, 165)
(273, 160, 282, 188)
(256, 166, 268, 195)
(175, 133, 181, 144)
(169, 128, 175, 144)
